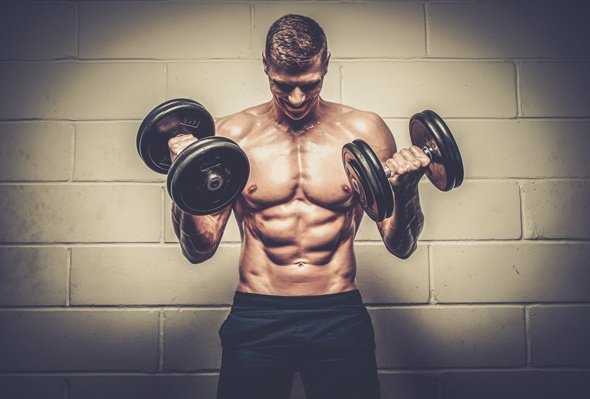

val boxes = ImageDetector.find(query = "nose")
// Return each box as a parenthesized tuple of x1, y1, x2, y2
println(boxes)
(288, 87, 306, 107)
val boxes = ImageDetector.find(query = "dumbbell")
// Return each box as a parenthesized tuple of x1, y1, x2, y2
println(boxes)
(342, 110, 464, 222)
(136, 98, 250, 215)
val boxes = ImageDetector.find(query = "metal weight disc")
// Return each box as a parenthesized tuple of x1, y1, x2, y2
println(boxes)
(137, 98, 215, 174)
(167, 137, 250, 215)
(424, 110, 464, 188)
(342, 140, 393, 222)
(353, 140, 394, 220)
(409, 110, 463, 191)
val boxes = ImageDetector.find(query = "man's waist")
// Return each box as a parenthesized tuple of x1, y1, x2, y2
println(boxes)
(232, 289, 363, 309)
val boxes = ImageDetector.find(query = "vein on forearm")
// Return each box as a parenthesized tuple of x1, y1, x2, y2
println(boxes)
(378, 188, 424, 258)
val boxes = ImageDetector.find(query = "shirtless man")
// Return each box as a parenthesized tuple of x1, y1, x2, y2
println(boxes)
(169, 15, 429, 399)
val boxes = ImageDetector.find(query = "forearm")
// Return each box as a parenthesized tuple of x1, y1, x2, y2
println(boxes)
(171, 203, 231, 263)
(378, 186, 424, 259)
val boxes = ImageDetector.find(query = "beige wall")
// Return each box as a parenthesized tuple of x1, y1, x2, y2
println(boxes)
(1, 1, 589, 398)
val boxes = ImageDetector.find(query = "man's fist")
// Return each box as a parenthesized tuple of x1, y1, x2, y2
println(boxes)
(168, 134, 199, 163)
(384, 146, 430, 190)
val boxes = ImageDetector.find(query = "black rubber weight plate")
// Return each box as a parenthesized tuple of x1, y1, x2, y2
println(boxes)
(342, 140, 392, 222)
(168, 137, 249, 215)
(352, 139, 394, 220)
(423, 110, 464, 188)
(342, 144, 374, 216)
(410, 111, 456, 191)
(137, 98, 215, 174)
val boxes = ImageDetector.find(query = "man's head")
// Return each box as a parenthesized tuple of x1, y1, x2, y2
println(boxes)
(264, 14, 329, 73)
(263, 15, 330, 121)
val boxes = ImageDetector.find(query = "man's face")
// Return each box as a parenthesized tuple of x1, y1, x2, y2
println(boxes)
(265, 54, 327, 121)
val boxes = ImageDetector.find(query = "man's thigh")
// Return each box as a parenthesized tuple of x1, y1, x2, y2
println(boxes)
(217, 347, 295, 399)
(300, 348, 380, 399)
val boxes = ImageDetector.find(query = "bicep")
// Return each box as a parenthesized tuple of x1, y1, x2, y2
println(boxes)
(355, 111, 397, 164)
(372, 114, 397, 164)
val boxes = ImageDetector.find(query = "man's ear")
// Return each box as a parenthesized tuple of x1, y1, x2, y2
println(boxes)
(323, 51, 331, 74)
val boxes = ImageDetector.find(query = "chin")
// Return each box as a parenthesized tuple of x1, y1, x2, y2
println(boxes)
(286, 110, 310, 121)
(278, 101, 314, 121)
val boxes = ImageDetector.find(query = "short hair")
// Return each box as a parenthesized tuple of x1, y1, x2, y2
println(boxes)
(265, 14, 328, 72)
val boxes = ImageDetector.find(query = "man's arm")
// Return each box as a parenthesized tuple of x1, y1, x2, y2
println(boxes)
(376, 176, 425, 259)
(168, 133, 234, 263)
(171, 203, 233, 264)
(360, 113, 429, 259)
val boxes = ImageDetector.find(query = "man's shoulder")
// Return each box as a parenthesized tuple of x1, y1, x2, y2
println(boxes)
(215, 103, 269, 140)
(327, 101, 395, 154)
(330, 103, 389, 137)
(325, 101, 382, 126)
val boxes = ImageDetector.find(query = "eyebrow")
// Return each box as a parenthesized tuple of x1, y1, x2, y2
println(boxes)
(271, 78, 321, 87)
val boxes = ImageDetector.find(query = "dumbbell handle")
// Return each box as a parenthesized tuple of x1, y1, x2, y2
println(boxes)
(382, 145, 436, 178)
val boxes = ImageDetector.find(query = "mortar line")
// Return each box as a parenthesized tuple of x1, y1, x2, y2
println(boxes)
(339, 64, 344, 104)
(435, 372, 442, 399)
(2, 239, 589, 249)
(423, 2, 429, 57)
(3, 366, 590, 378)
(160, 186, 166, 244)
(0, 305, 232, 312)
(0, 57, 588, 64)
(69, 123, 76, 182)
(524, 305, 533, 367)
(515, 61, 523, 117)
(0, 242, 244, 248)
(74, 3, 80, 60)
(164, 62, 169, 100)
(0, 304, 542, 312)
(0, 181, 166, 186)
(66, 247, 72, 307)
(379, 365, 590, 373)
(3, 116, 590, 124)
(249, 4, 255, 58)
(158, 310, 165, 372)
(428, 244, 437, 305)
(518, 180, 526, 240)
(2, 177, 587, 186)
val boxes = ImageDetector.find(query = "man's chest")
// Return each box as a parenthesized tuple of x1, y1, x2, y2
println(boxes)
(241, 129, 354, 209)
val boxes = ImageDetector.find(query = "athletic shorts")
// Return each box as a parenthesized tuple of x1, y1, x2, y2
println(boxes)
(216, 290, 380, 399)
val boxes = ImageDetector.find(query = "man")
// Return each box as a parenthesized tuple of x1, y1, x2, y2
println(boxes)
(169, 14, 429, 399)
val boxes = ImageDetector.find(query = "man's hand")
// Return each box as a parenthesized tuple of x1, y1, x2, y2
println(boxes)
(384, 146, 430, 192)
(168, 134, 198, 163)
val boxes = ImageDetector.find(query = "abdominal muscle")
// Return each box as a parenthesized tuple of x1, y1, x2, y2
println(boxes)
(235, 196, 360, 296)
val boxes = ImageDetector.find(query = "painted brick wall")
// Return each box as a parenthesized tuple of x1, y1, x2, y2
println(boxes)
(1, 1, 589, 398)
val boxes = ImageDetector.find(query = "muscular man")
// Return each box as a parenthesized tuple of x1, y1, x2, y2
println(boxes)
(170, 15, 429, 399)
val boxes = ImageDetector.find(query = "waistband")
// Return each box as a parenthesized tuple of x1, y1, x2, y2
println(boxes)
(232, 290, 364, 309)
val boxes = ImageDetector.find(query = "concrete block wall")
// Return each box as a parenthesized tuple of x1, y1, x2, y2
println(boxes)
(0, 1, 589, 398)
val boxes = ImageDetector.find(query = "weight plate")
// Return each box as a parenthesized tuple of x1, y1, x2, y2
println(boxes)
(423, 110, 464, 189)
(342, 145, 374, 217)
(410, 111, 458, 191)
(353, 139, 394, 220)
(342, 140, 393, 222)
(137, 98, 215, 174)
(167, 137, 250, 215)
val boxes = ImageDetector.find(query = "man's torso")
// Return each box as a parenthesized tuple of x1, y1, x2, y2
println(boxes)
(215, 100, 386, 296)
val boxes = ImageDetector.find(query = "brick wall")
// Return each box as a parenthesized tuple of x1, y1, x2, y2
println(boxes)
(1, 1, 589, 398)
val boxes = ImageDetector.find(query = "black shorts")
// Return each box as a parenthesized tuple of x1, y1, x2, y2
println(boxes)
(217, 290, 380, 399)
